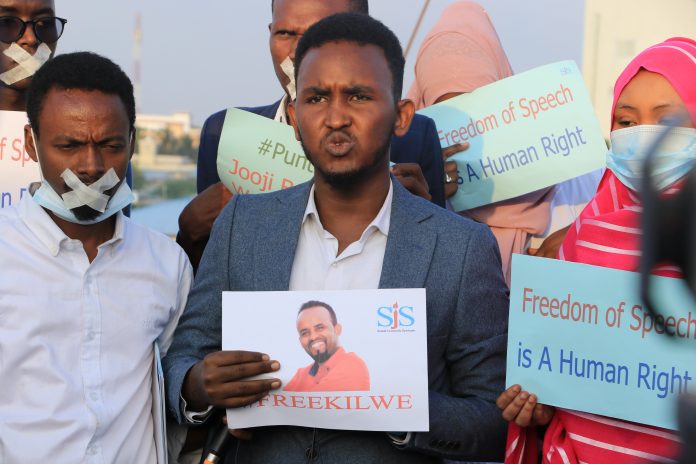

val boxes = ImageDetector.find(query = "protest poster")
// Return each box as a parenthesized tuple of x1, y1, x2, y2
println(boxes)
(0, 110, 38, 208)
(507, 254, 696, 429)
(222, 289, 429, 431)
(216, 108, 313, 195)
(418, 61, 607, 211)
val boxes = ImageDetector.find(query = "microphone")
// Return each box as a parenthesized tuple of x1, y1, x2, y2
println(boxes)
(201, 419, 233, 464)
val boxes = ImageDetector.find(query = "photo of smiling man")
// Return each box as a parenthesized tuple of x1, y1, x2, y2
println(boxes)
(284, 300, 370, 392)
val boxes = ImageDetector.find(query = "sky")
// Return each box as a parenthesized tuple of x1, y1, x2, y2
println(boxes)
(55, 0, 585, 126)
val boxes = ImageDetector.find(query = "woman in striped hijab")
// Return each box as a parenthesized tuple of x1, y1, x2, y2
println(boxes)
(498, 37, 696, 463)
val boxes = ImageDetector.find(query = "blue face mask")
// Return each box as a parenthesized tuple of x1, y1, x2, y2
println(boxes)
(29, 129, 134, 225)
(606, 125, 696, 192)
(32, 178, 134, 225)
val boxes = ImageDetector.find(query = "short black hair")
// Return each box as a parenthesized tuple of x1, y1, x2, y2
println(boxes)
(27, 52, 135, 137)
(271, 0, 368, 15)
(294, 12, 404, 100)
(298, 300, 338, 326)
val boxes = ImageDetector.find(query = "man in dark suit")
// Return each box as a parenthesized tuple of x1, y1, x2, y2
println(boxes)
(177, 0, 445, 269)
(164, 13, 508, 463)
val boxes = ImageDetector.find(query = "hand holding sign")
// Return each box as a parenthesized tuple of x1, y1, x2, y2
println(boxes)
(496, 384, 554, 428)
(183, 350, 282, 411)
(442, 142, 468, 199)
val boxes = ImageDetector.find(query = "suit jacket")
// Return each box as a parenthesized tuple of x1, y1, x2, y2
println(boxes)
(163, 179, 508, 463)
(195, 101, 446, 207)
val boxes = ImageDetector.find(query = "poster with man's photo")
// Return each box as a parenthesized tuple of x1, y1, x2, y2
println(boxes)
(222, 289, 428, 431)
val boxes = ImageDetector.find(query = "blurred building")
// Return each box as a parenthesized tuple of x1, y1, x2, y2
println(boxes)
(583, 0, 696, 137)
(131, 111, 200, 179)
(136, 111, 199, 139)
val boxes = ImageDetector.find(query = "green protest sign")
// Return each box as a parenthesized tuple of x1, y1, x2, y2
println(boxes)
(216, 108, 313, 194)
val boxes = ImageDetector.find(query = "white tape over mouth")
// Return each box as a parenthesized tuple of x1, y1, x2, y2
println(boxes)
(60, 168, 120, 212)
(281, 56, 296, 100)
(0, 42, 52, 85)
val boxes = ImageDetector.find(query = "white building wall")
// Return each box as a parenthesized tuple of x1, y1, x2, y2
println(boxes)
(583, 0, 696, 137)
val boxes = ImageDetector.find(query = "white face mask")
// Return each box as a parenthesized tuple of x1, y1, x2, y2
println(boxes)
(29, 129, 134, 224)
(606, 125, 696, 192)
(0, 42, 51, 85)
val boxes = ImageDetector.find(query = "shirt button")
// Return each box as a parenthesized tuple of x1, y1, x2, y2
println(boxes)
(90, 391, 98, 401)
(88, 445, 97, 455)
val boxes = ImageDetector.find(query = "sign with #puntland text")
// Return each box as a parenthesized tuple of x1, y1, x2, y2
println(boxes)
(0, 110, 38, 209)
(222, 289, 429, 431)
(417, 61, 606, 211)
(507, 254, 696, 430)
(216, 108, 313, 195)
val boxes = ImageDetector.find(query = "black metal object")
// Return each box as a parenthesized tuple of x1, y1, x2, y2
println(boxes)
(640, 120, 696, 331)
(638, 120, 696, 463)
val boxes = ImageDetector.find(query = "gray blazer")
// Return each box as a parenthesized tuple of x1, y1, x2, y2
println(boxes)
(163, 179, 509, 463)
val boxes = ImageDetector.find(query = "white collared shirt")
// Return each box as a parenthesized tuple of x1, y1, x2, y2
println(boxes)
(289, 183, 392, 290)
(274, 94, 289, 124)
(0, 196, 192, 463)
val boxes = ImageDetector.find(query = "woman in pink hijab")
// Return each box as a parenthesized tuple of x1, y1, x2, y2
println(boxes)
(498, 36, 695, 463)
(407, 1, 554, 285)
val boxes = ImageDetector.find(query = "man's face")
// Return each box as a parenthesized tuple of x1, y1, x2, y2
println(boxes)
(297, 306, 342, 364)
(0, 0, 57, 90)
(288, 41, 414, 187)
(25, 88, 134, 220)
(269, 0, 351, 96)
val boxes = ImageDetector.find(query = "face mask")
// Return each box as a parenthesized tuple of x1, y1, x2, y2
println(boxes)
(0, 42, 51, 85)
(33, 175, 134, 225)
(29, 130, 134, 224)
(606, 125, 696, 192)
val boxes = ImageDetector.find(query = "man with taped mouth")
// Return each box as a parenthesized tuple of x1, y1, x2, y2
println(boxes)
(0, 52, 192, 462)
(177, 0, 445, 270)
(0, 0, 64, 111)
(164, 13, 508, 464)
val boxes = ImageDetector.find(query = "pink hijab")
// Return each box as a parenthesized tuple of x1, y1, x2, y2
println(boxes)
(407, 1, 553, 284)
(559, 37, 696, 272)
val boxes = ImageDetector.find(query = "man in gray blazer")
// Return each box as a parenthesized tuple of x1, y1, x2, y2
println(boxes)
(164, 13, 509, 463)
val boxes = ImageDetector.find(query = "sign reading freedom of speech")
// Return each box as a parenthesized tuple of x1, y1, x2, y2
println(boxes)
(507, 254, 696, 430)
(216, 108, 313, 195)
(1, 110, 38, 208)
(418, 61, 606, 211)
(222, 289, 429, 431)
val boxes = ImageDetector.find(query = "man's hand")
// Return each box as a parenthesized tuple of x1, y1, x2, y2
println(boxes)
(391, 163, 431, 201)
(178, 182, 233, 243)
(177, 182, 233, 268)
(442, 142, 468, 199)
(183, 351, 281, 411)
(496, 384, 554, 428)
(527, 226, 571, 259)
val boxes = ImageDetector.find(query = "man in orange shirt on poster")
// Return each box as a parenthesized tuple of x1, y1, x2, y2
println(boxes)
(284, 300, 370, 392)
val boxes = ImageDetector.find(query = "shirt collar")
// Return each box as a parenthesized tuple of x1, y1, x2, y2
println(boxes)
(18, 194, 126, 257)
(309, 346, 348, 376)
(274, 94, 290, 124)
(302, 182, 393, 238)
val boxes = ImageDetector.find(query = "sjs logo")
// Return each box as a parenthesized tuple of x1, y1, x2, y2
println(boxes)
(377, 302, 415, 332)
